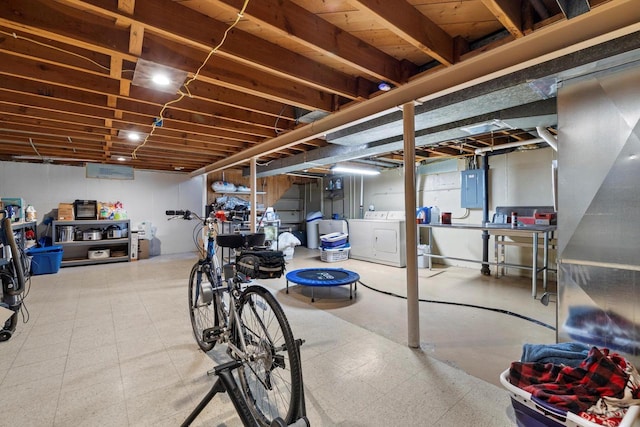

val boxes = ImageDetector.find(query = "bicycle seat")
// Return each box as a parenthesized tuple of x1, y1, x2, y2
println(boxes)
(216, 234, 246, 249)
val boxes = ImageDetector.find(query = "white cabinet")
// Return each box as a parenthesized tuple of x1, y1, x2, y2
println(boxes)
(348, 219, 406, 267)
(52, 220, 131, 267)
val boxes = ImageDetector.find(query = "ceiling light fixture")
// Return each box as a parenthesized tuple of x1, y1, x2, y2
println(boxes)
(378, 81, 392, 91)
(151, 73, 171, 86)
(117, 130, 145, 142)
(132, 58, 188, 94)
(127, 132, 141, 142)
(332, 165, 380, 175)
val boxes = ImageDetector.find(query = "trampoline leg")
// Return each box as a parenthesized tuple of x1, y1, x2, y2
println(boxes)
(286, 279, 289, 294)
(349, 283, 352, 300)
(311, 288, 315, 303)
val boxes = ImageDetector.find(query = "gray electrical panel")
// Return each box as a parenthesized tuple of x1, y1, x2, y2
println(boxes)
(461, 169, 484, 209)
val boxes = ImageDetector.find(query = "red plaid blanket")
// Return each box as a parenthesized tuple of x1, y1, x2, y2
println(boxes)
(509, 347, 629, 413)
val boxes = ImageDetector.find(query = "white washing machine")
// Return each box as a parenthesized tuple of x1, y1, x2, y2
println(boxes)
(348, 211, 406, 267)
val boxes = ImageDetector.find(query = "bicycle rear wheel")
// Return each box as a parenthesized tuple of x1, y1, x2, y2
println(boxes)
(188, 262, 219, 352)
(236, 286, 301, 426)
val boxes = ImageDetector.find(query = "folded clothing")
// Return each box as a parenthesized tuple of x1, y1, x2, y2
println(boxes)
(521, 342, 592, 367)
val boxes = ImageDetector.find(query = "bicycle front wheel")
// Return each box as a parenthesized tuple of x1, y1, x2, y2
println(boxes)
(188, 262, 218, 352)
(236, 286, 301, 426)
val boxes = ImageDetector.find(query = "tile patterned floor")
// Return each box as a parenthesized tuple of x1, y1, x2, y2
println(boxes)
(0, 247, 558, 426)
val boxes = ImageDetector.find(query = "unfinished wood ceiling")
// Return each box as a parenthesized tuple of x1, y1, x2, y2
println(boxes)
(0, 0, 623, 173)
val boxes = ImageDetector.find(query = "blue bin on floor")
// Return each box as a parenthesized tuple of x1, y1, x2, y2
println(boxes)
(26, 245, 63, 275)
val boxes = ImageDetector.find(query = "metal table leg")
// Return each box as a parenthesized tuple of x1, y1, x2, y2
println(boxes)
(543, 231, 549, 292)
(532, 232, 539, 298)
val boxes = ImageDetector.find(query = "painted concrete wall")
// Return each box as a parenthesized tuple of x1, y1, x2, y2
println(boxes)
(0, 161, 203, 255)
(356, 146, 557, 271)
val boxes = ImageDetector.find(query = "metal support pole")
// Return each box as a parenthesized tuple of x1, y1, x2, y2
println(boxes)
(403, 101, 420, 348)
(481, 155, 491, 276)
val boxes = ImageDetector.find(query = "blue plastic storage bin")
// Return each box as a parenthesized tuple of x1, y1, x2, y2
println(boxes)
(26, 245, 63, 275)
(320, 232, 348, 248)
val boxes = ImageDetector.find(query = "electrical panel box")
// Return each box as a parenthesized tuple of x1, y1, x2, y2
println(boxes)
(461, 170, 484, 209)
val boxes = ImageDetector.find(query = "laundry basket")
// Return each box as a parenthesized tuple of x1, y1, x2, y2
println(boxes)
(499, 370, 640, 427)
(321, 244, 350, 262)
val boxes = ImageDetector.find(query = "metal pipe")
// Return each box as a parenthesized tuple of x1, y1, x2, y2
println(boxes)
(481, 156, 491, 276)
(474, 138, 544, 155)
(190, 2, 640, 177)
(359, 175, 364, 219)
(536, 126, 558, 151)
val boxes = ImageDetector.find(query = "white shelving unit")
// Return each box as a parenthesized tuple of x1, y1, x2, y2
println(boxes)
(52, 219, 131, 267)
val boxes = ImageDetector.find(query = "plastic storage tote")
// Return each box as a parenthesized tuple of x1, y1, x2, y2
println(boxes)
(320, 232, 348, 248)
(26, 245, 63, 275)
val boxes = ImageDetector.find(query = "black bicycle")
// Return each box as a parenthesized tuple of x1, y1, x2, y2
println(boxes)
(167, 210, 304, 426)
(1, 217, 28, 341)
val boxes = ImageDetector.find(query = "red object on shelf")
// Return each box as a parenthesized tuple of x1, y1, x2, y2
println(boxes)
(519, 216, 536, 225)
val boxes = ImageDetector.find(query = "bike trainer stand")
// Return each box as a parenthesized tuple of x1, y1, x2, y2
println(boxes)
(181, 339, 309, 427)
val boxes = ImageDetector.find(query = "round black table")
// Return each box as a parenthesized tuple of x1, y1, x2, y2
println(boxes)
(285, 268, 360, 302)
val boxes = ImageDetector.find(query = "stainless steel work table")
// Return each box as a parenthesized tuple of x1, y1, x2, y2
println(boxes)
(418, 223, 557, 298)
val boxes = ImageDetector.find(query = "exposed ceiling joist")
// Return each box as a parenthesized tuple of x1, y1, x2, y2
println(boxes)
(0, 0, 637, 173)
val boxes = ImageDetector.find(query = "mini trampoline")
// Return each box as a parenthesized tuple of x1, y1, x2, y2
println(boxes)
(286, 268, 360, 302)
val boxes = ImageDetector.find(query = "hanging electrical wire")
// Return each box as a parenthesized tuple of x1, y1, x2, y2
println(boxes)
(132, 0, 251, 159)
(28, 138, 42, 160)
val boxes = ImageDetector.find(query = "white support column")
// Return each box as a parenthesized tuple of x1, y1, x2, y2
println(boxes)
(403, 101, 420, 348)
(250, 157, 257, 232)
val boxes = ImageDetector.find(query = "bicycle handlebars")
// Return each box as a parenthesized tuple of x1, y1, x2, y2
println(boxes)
(166, 210, 219, 226)
(166, 209, 191, 218)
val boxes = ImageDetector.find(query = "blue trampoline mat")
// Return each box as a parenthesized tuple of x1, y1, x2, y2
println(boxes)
(286, 268, 360, 302)
(286, 268, 359, 287)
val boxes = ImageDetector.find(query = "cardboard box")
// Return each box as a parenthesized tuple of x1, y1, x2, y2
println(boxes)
(138, 238, 149, 259)
(57, 203, 75, 220)
(534, 212, 556, 225)
(130, 232, 139, 261)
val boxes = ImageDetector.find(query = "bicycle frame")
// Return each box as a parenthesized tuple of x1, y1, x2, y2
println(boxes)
(170, 209, 306, 426)
(195, 217, 261, 364)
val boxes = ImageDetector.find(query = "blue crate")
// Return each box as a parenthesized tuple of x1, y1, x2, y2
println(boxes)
(26, 245, 63, 275)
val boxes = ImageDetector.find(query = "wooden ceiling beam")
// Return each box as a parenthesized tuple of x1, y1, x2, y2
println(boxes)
(0, 1, 134, 60)
(481, 0, 525, 38)
(140, 34, 335, 112)
(217, 0, 416, 86)
(0, 1, 335, 112)
(0, 74, 279, 140)
(59, 0, 377, 100)
(0, 120, 245, 156)
(0, 67, 293, 135)
(0, 51, 120, 95)
(348, 0, 454, 66)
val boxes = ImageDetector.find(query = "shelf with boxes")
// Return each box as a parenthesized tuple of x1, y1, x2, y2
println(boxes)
(52, 219, 131, 267)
